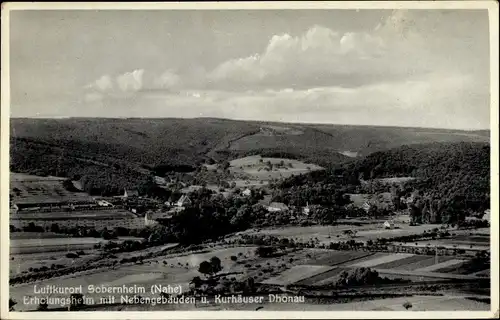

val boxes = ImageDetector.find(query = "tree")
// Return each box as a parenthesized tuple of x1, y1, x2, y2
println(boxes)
(190, 276, 203, 289)
(255, 246, 275, 258)
(244, 277, 256, 293)
(343, 230, 354, 238)
(198, 261, 212, 277)
(9, 298, 17, 311)
(210, 256, 222, 274)
(50, 223, 60, 233)
(37, 301, 49, 311)
(403, 301, 412, 310)
(220, 161, 230, 171)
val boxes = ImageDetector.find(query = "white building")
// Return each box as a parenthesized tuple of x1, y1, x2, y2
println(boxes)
(483, 209, 491, 222)
(96, 199, 113, 207)
(242, 188, 252, 197)
(302, 203, 311, 215)
(362, 202, 371, 213)
(176, 195, 192, 207)
(383, 220, 394, 229)
(123, 189, 139, 198)
(266, 202, 289, 212)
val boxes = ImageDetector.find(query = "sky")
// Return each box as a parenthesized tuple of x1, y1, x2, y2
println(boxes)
(9, 9, 491, 129)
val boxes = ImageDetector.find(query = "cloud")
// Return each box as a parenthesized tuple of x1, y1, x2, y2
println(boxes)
(77, 10, 488, 129)
(86, 69, 180, 95)
(93, 75, 114, 92)
(153, 70, 181, 89)
(78, 69, 487, 130)
(207, 25, 390, 89)
(116, 69, 144, 92)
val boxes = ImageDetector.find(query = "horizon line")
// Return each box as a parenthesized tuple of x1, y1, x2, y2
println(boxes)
(9, 116, 491, 132)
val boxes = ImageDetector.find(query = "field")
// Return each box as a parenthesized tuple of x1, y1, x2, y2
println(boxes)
(371, 177, 416, 184)
(294, 267, 346, 286)
(303, 250, 374, 266)
(9, 235, 145, 275)
(9, 239, 491, 311)
(353, 224, 442, 242)
(350, 253, 415, 268)
(9, 245, 258, 311)
(231, 223, 446, 245)
(343, 253, 486, 277)
(10, 173, 95, 204)
(10, 232, 70, 239)
(261, 265, 335, 286)
(369, 255, 455, 271)
(416, 259, 468, 272)
(411, 239, 489, 251)
(260, 247, 490, 288)
(347, 193, 393, 209)
(12, 209, 137, 220)
(229, 155, 323, 181)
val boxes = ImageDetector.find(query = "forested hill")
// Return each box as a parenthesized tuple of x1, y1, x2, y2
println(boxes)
(347, 142, 490, 181)
(9, 118, 489, 198)
(351, 142, 490, 222)
(278, 141, 490, 223)
(10, 117, 489, 168)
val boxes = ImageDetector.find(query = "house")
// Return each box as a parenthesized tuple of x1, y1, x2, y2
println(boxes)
(10, 203, 19, 213)
(266, 202, 289, 212)
(302, 202, 311, 215)
(242, 188, 252, 197)
(483, 209, 491, 222)
(176, 195, 192, 207)
(154, 176, 167, 185)
(401, 194, 415, 205)
(383, 220, 394, 229)
(144, 212, 158, 227)
(362, 202, 371, 213)
(123, 189, 139, 198)
(144, 211, 173, 226)
(167, 206, 185, 214)
(96, 199, 113, 207)
(302, 206, 310, 216)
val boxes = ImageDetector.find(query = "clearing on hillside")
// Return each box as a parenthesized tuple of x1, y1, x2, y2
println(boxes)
(229, 155, 323, 181)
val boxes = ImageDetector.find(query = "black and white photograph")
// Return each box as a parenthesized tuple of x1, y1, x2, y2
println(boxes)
(1, 2, 498, 318)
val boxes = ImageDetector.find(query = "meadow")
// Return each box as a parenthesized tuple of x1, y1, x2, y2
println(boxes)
(231, 223, 445, 245)
(10, 173, 95, 204)
(229, 155, 323, 181)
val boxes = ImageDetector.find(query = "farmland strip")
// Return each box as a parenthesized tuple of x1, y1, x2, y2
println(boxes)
(373, 269, 484, 280)
(349, 253, 414, 268)
(261, 265, 335, 286)
(394, 256, 456, 271)
(416, 259, 467, 272)
(294, 267, 343, 286)
(311, 251, 374, 267)
(370, 255, 429, 270)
